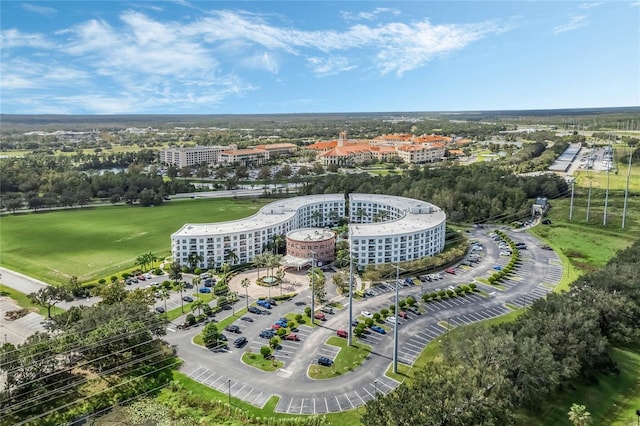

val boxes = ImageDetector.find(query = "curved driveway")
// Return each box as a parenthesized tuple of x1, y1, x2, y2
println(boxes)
(164, 228, 563, 414)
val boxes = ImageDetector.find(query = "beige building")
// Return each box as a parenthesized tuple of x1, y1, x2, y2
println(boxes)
(219, 148, 270, 166)
(159, 145, 236, 167)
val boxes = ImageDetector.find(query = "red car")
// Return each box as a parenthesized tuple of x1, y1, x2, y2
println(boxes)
(314, 312, 326, 321)
(271, 324, 282, 330)
(336, 329, 348, 338)
(397, 311, 408, 319)
(137, 275, 146, 281)
(284, 334, 300, 341)
(445, 268, 456, 275)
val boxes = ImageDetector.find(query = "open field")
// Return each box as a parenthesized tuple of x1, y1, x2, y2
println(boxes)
(0, 198, 266, 285)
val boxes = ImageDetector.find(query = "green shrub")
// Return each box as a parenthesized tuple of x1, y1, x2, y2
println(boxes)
(406, 296, 416, 306)
(269, 337, 280, 348)
(422, 294, 431, 302)
(373, 313, 381, 322)
(186, 314, 196, 325)
(110, 276, 118, 283)
(154, 268, 163, 275)
(181, 266, 190, 273)
(446, 289, 455, 298)
(365, 318, 374, 327)
(304, 307, 311, 317)
(260, 346, 272, 358)
(194, 268, 202, 275)
(122, 272, 130, 279)
(469, 283, 477, 290)
(277, 328, 287, 337)
(98, 278, 106, 284)
(295, 313, 303, 322)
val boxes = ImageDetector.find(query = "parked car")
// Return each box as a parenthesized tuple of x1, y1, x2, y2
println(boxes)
(284, 334, 300, 341)
(137, 275, 146, 281)
(364, 289, 376, 297)
(314, 312, 326, 321)
(493, 265, 502, 271)
(275, 319, 289, 327)
(155, 306, 165, 314)
(371, 325, 386, 334)
(257, 299, 272, 309)
(233, 337, 247, 347)
(240, 316, 254, 322)
(336, 329, 348, 338)
(199, 287, 212, 293)
(182, 296, 194, 302)
(407, 307, 421, 315)
(397, 310, 408, 319)
(361, 311, 373, 318)
(144, 273, 152, 279)
(318, 356, 333, 366)
(387, 316, 397, 324)
(445, 268, 456, 275)
(271, 324, 282, 330)
(225, 325, 241, 333)
(259, 330, 275, 338)
(248, 306, 261, 314)
(320, 307, 334, 314)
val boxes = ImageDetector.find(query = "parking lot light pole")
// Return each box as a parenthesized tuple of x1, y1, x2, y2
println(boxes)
(310, 251, 316, 325)
(227, 379, 231, 408)
(391, 264, 402, 374)
(348, 249, 354, 346)
(374, 380, 378, 396)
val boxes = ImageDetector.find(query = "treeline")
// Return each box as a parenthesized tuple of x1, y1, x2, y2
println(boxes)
(0, 301, 177, 425)
(0, 155, 194, 211)
(363, 240, 640, 425)
(301, 163, 568, 223)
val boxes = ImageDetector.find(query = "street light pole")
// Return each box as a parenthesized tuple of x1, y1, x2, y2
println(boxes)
(227, 379, 231, 409)
(391, 264, 402, 374)
(374, 380, 378, 397)
(310, 251, 316, 325)
(348, 249, 354, 346)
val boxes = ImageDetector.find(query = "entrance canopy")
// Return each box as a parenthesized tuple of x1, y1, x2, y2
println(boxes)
(280, 254, 313, 270)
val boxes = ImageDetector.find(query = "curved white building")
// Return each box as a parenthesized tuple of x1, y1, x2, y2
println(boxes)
(170, 193, 446, 268)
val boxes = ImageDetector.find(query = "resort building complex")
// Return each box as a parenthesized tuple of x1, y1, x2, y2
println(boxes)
(170, 194, 446, 269)
(160, 143, 297, 168)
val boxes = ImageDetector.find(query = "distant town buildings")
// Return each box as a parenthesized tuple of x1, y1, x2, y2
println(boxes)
(305, 132, 448, 166)
(159, 143, 297, 168)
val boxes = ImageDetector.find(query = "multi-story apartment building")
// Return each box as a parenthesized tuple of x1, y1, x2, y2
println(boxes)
(159, 145, 236, 168)
(170, 194, 446, 269)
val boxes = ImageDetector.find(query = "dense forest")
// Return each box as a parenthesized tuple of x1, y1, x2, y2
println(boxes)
(362, 240, 640, 425)
(301, 164, 569, 224)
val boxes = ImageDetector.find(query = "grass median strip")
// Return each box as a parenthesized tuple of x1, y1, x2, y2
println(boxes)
(241, 352, 283, 372)
(308, 337, 371, 379)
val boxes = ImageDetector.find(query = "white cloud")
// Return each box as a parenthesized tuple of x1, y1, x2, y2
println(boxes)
(241, 52, 280, 74)
(0, 8, 510, 113)
(340, 7, 401, 21)
(20, 2, 57, 16)
(553, 15, 587, 34)
(306, 56, 357, 77)
(0, 28, 52, 49)
(578, 2, 603, 9)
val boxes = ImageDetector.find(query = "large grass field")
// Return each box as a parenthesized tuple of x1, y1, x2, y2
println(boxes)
(0, 198, 266, 284)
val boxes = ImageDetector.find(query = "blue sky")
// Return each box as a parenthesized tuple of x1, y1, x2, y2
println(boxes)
(1, 1, 638, 114)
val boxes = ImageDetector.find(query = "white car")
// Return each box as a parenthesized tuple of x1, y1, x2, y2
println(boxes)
(387, 316, 397, 324)
(144, 272, 152, 279)
(500, 251, 512, 256)
(361, 311, 373, 318)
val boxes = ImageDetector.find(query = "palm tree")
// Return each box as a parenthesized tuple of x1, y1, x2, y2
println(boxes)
(568, 404, 592, 426)
(253, 253, 265, 279)
(191, 298, 205, 317)
(146, 251, 159, 270)
(187, 252, 203, 271)
(135, 254, 147, 271)
(191, 276, 202, 295)
(159, 288, 170, 316)
(220, 262, 230, 284)
(311, 210, 323, 227)
(174, 281, 186, 314)
(276, 267, 285, 296)
(271, 234, 284, 255)
(168, 262, 183, 283)
(264, 254, 282, 279)
(224, 249, 239, 266)
(355, 208, 367, 223)
(240, 278, 250, 309)
(328, 210, 339, 225)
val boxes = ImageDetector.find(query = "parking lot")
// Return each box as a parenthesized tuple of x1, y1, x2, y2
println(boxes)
(166, 227, 564, 414)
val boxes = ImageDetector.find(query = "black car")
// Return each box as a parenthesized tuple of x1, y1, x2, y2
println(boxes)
(318, 356, 333, 366)
(155, 306, 165, 314)
(218, 334, 227, 341)
(225, 324, 241, 333)
(259, 330, 275, 339)
(233, 337, 247, 347)
(182, 296, 194, 302)
(240, 316, 254, 322)
(248, 306, 261, 314)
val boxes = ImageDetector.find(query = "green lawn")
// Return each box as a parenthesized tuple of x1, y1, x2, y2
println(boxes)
(0, 198, 266, 285)
(308, 336, 371, 379)
(241, 352, 283, 372)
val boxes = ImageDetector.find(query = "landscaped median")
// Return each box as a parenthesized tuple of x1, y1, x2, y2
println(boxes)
(308, 337, 371, 379)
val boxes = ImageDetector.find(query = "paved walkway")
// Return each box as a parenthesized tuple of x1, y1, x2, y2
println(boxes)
(227, 268, 311, 299)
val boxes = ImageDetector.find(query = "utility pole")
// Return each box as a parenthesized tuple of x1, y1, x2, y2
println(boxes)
(586, 179, 592, 223)
(622, 147, 632, 228)
(390, 264, 403, 374)
(569, 178, 575, 222)
(603, 166, 610, 226)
